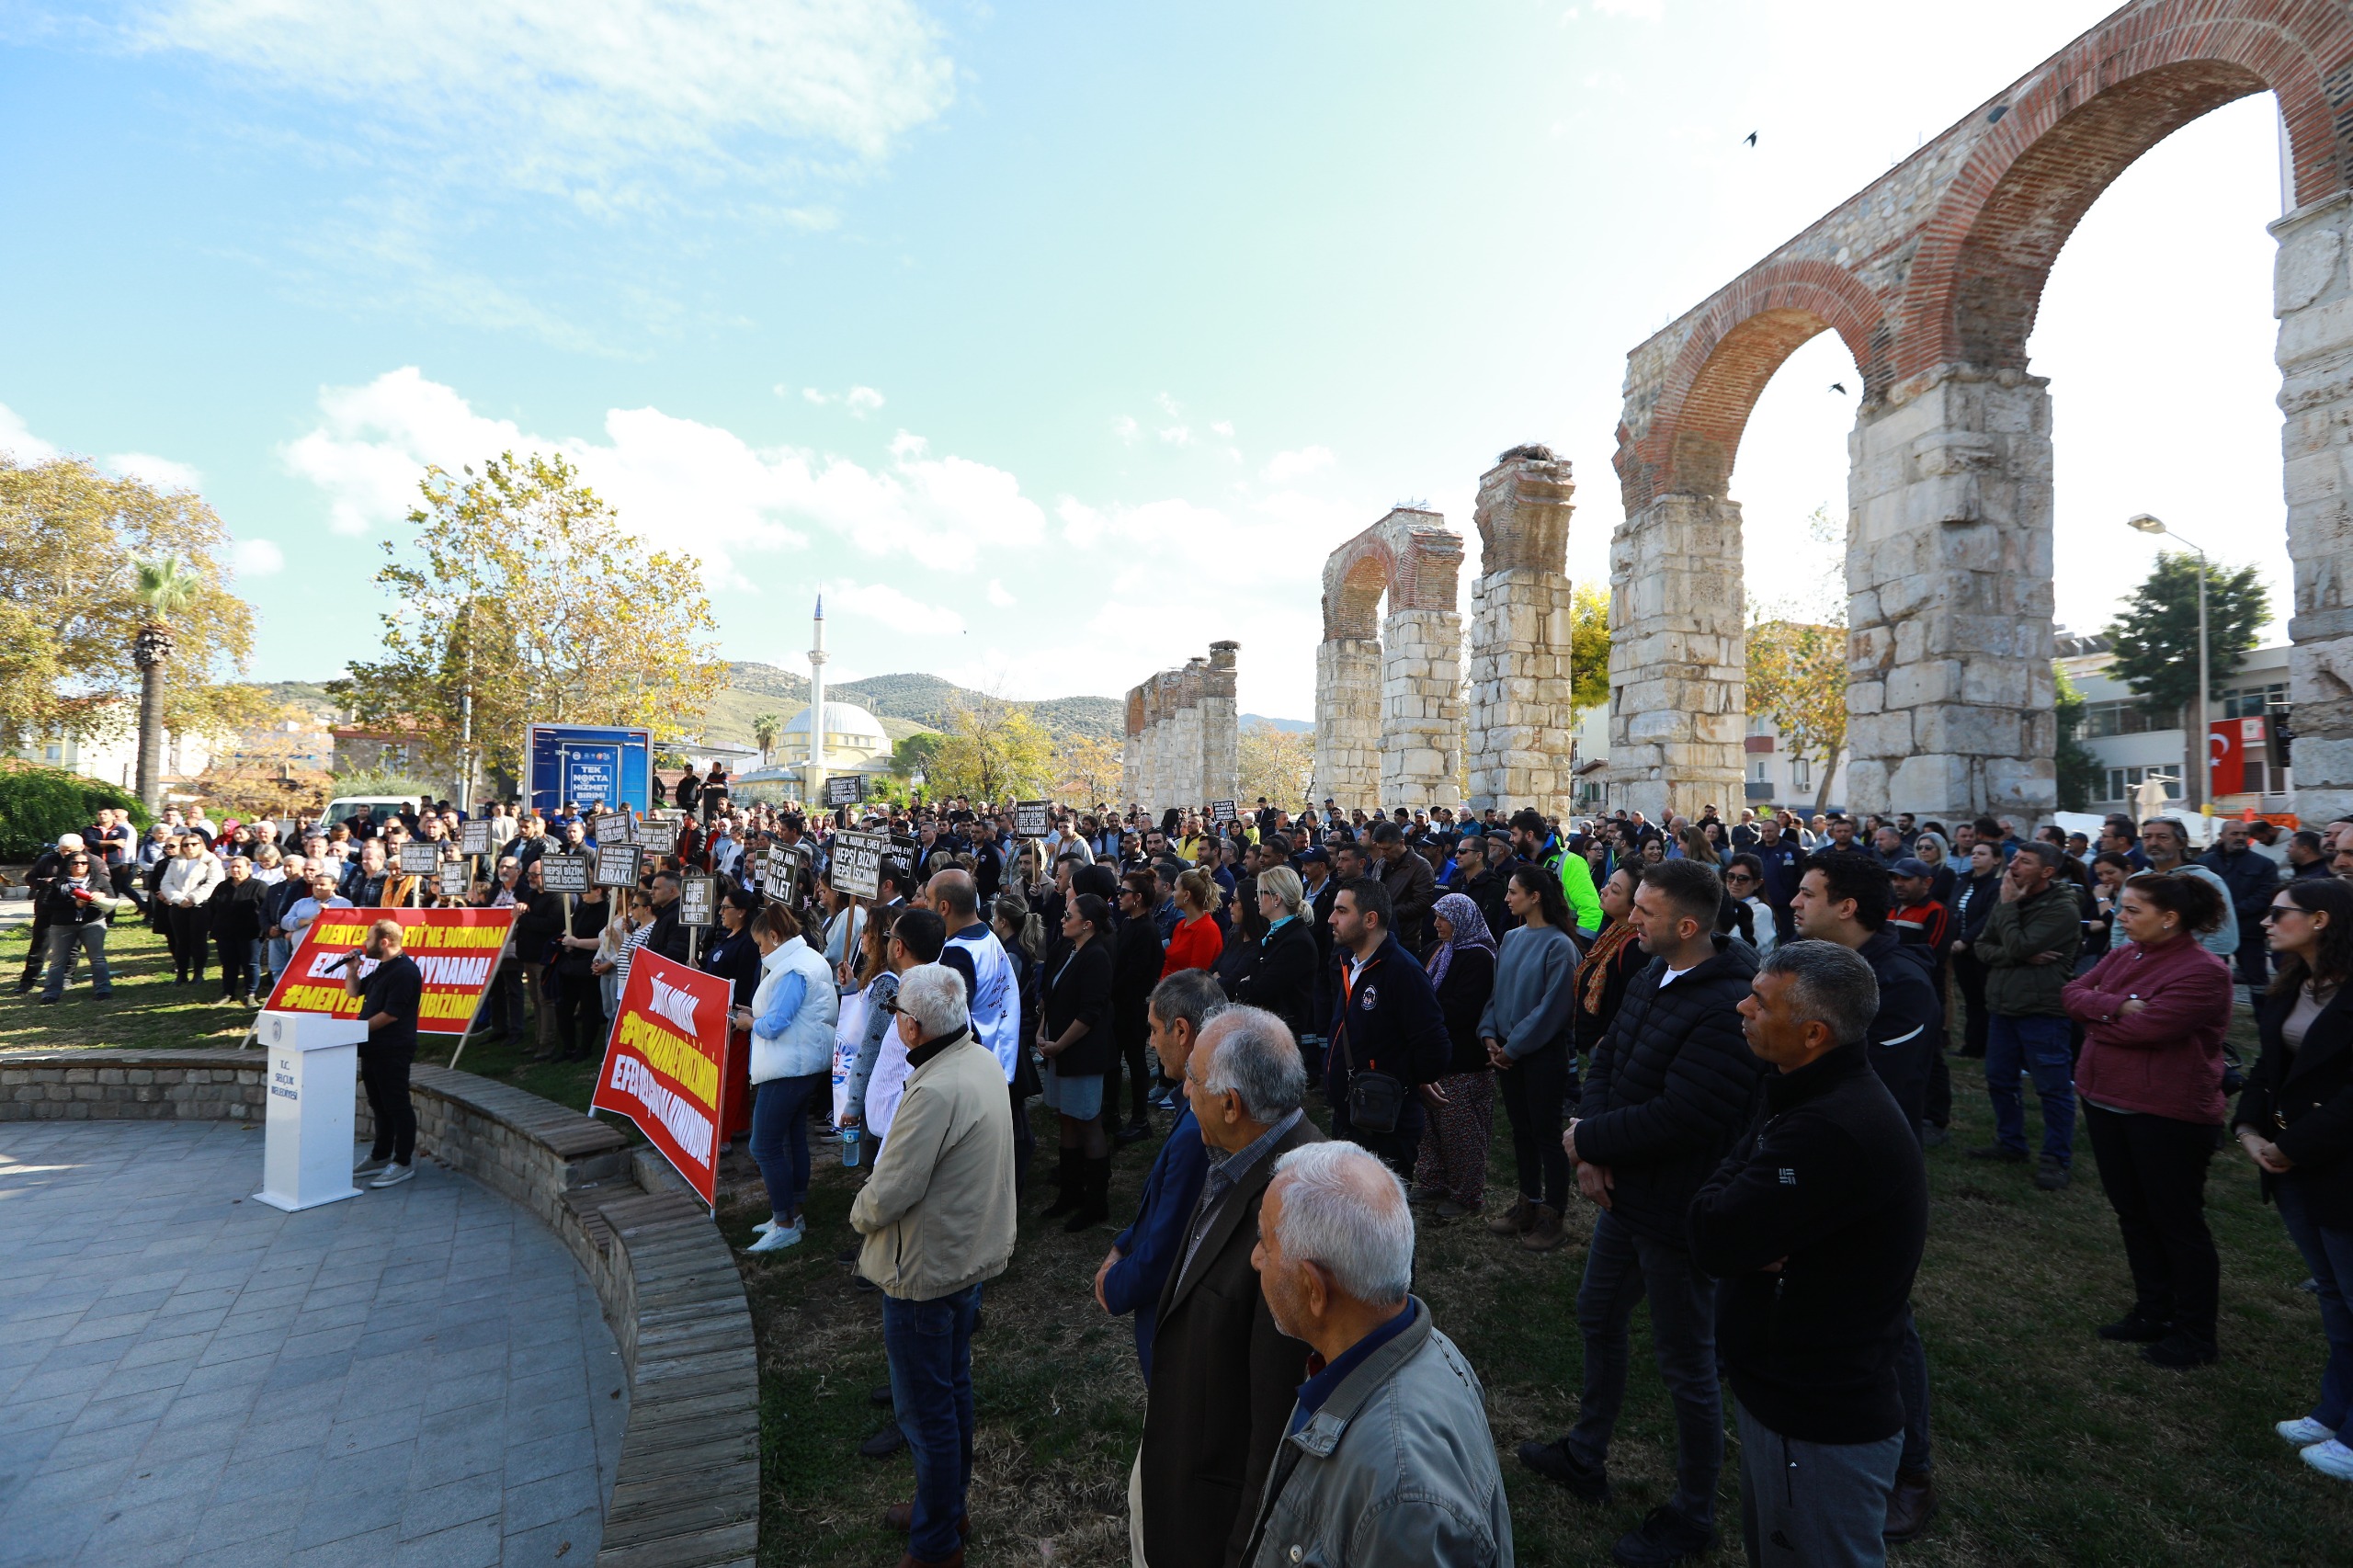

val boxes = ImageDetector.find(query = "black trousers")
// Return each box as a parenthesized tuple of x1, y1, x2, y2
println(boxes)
(2085, 1103, 2221, 1345)
(1924, 1038, 1952, 1128)
(1008, 1083, 1034, 1191)
(1328, 1072, 1427, 1180)
(1102, 1024, 1152, 1126)
(216, 934, 254, 998)
(1497, 1041, 1573, 1210)
(1951, 950, 1990, 1058)
(554, 967, 606, 1061)
(362, 1049, 417, 1165)
(480, 959, 525, 1038)
(165, 904, 208, 979)
(17, 907, 51, 986)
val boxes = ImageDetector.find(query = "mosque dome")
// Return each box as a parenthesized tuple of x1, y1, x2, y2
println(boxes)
(782, 701, 891, 758)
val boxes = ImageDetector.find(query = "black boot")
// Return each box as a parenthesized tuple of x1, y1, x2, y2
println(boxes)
(1063, 1156, 1112, 1233)
(1040, 1153, 1080, 1219)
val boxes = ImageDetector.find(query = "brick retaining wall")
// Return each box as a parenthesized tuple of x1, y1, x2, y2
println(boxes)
(0, 1048, 758, 1568)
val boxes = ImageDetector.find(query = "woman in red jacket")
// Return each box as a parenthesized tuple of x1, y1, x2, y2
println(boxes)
(1158, 867, 1223, 981)
(2062, 870, 2235, 1368)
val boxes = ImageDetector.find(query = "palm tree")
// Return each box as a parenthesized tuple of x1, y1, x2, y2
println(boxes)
(131, 555, 201, 813)
(751, 711, 781, 769)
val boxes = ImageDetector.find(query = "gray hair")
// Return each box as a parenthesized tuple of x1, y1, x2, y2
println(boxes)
(1149, 969, 1227, 1036)
(1267, 1142, 1413, 1304)
(1758, 940, 1880, 1046)
(1199, 1006, 1306, 1122)
(1256, 864, 1303, 916)
(894, 962, 969, 1040)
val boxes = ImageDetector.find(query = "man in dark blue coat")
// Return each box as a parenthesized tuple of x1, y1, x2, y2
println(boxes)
(1325, 876, 1451, 1178)
(1096, 971, 1222, 1374)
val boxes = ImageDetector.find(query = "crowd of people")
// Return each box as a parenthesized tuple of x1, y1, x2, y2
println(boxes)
(17, 780, 2353, 1567)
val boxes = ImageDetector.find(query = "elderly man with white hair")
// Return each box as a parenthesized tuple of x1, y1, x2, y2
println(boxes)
(1239, 1142, 1514, 1568)
(849, 961, 1017, 1568)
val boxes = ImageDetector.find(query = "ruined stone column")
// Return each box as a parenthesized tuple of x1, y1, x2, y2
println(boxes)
(1122, 689, 1144, 808)
(1202, 642, 1240, 804)
(1313, 639, 1382, 810)
(1467, 448, 1579, 816)
(1843, 366, 2055, 820)
(1381, 608, 1463, 809)
(2277, 193, 2353, 824)
(1605, 495, 1746, 821)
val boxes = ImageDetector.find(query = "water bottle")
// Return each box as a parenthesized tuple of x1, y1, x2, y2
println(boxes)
(841, 1126, 861, 1167)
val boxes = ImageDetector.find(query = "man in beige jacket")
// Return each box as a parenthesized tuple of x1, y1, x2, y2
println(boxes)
(851, 962, 1017, 1568)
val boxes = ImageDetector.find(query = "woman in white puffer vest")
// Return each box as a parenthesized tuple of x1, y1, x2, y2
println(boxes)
(732, 903, 840, 1253)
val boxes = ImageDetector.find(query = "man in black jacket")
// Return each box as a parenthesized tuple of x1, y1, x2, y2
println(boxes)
(1789, 851, 1944, 1542)
(1690, 941, 1927, 1568)
(1522, 857, 1759, 1568)
(1368, 821, 1436, 958)
(1326, 877, 1452, 1178)
(2201, 818, 2281, 999)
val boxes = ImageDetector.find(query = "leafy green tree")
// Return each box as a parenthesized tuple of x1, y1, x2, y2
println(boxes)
(2106, 551, 2269, 803)
(751, 711, 782, 767)
(1747, 617, 1847, 814)
(926, 694, 1051, 802)
(1567, 583, 1610, 719)
(2053, 662, 2101, 813)
(333, 452, 724, 789)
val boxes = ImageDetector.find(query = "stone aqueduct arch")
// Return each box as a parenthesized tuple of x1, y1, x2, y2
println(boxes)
(1611, 0, 2353, 824)
(1120, 642, 1239, 814)
(1313, 508, 1467, 811)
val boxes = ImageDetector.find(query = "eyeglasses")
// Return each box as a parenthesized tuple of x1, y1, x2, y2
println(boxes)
(2263, 904, 2306, 921)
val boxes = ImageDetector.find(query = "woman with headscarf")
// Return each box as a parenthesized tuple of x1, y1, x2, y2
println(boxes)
(1412, 892, 1500, 1222)
(1478, 867, 1583, 1252)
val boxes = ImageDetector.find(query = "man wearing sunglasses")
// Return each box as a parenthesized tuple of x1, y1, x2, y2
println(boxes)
(37, 845, 125, 1004)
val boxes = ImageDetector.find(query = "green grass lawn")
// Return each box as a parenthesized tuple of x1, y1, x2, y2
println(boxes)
(14, 919, 2353, 1565)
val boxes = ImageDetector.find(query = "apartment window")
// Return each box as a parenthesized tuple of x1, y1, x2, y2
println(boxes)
(43, 744, 62, 762)
(382, 744, 409, 771)
(2222, 682, 2288, 720)
(1750, 760, 1768, 783)
(2097, 766, 2182, 804)
(2082, 700, 2160, 738)
(1790, 756, 1812, 791)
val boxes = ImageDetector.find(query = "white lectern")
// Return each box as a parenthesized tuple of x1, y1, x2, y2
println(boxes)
(254, 1010, 369, 1212)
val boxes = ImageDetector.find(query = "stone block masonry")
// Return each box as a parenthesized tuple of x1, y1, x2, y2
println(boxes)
(1469, 447, 1583, 817)
(1122, 642, 1239, 814)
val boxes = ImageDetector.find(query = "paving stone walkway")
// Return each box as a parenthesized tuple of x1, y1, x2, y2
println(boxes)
(0, 1119, 627, 1568)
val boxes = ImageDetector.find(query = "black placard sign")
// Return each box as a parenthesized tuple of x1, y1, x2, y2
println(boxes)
(396, 842, 439, 875)
(460, 819, 495, 856)
(1015, 800, 1051, 838)
(437, 861, 470, 899)
(764, 844, 803, 901)
(593, 843, 643, 889)
(824, 774, 866, 807)
(679, 873, 717, 927)
(539, 853, 592, 894)
(591, 810, 634, 845)
(830, 831, 888, 899)
(1210, 799, 1238, 824)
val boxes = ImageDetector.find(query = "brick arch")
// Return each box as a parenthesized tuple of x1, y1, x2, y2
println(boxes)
(1616, 260, 1886, 509)
(1322, 537, 1393, 641)
(1898, 1, 2353, 380)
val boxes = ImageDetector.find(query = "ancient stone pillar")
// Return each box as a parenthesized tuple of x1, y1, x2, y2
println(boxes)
(2277, 193, 2353, 825)
(1122, 689, 1144, 808)
(1313, 639, 1382, 810)
(1605, 495, 1746, 821)
(1381, 608, 1463, 810)
(1843, 366, 2055, 819)
(1202, 642, 1240, 804)
(1467, 448, 1578, 816)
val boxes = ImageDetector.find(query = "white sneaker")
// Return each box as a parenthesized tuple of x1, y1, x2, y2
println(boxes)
(752, 1217, 779, 1234)
(744, 1220, 804, 1253)
(2279, 1416, 2335, 1448)
(2302, 1438, 2353, 1481)
(368, 1162, 415, 1189)
(354, 1152, 392, 1176)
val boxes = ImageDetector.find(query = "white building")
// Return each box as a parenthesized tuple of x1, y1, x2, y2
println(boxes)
(1573, 700, 1848, 815)
(6, 713, 216, 795)
(2057, 631, 2293, 817)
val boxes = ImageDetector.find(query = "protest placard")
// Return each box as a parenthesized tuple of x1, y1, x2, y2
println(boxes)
(830, 830, 888, 899)
(592, 949, 730, 1206)
(824, 774, 866, 807)
(437, 861, 470, 900)
(591, 810, 634, 845)
(594, 843, 643, 889)
(460, 819, 495, 856)
(262, 906, 515, 1036)
(679, 873, 716, 927)
(538, 854, 592, 894)
(1211, 799, 1238, 824)
(1015, 800, 1051, 838)
(397, 842, 439, 875)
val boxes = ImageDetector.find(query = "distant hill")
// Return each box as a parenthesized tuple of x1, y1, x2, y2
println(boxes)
(716, 663, 1123, 744)
(1241, 713, 1313, 733)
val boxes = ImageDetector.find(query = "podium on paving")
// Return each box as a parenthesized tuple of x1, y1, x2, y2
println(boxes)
(253, 1009, 370, 1212)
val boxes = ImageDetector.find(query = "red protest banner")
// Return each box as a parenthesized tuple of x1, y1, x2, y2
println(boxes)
(263, 906, 516, 1035)
(591, 948, 730, 1206)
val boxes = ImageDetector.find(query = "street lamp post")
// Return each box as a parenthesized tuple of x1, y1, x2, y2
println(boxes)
(2126, 513, 2211, 815)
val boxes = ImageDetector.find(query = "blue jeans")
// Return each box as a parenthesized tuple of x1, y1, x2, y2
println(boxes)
(749, 1073, 824, 1222)
(1984, 1013, 2075, 1166)
(1568, 1210, 1722, 1527)
(1895, 1302, 1931, 1474)
(2276, 1176, 2353, 1443)
(1735, 1399, 1901, 1568)
(40, 924, 110, 1000)
(883, 1282, 983, 1561)
(265, 934, 292, 985)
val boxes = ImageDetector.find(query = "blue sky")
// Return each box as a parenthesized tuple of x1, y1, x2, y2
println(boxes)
(0, 1, 2290, 720)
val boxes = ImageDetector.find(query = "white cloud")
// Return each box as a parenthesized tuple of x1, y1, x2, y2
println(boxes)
(1593, 0, 1662, 17)
(985, 578, 1015, 608)
(1157, 424, 1194, 446)
(108, 452, 203, 493)
(1262, 445, 1335, 483)
(133, 0, 957, 199)
(1110, 415, 1139, 445)
(830, 579, 965, 634)
(845, 386, 884, 415)
(233, 538, 286, 576)
(1211, 420, 1233, 437)
(801, 387, 830, 404)
(282, 366, 1045, 577)
(0, 404, 60, 463)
